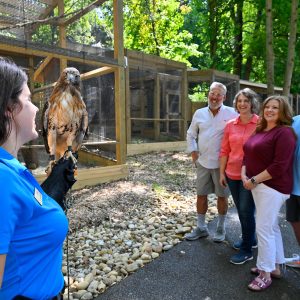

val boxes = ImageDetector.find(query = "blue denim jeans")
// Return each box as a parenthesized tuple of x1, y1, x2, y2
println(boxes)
(226, 176, 256, 254)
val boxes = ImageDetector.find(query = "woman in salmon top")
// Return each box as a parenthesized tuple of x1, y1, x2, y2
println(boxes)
(219, 88, 259, 265)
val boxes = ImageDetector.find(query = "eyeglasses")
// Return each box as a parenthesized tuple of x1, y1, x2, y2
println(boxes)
(209, 91, 225, 99)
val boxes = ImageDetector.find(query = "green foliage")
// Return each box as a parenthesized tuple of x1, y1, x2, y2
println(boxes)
(67, 13, 96, 45)
(28, 0, 300, 92)
(32, 0, 111, 46)
(122, 0, 201, 65)
(32, 24, 57, 45)
(188, 84, 209, 102)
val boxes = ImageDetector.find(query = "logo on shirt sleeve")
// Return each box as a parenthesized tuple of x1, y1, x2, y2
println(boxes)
(34, 188, 43, 206)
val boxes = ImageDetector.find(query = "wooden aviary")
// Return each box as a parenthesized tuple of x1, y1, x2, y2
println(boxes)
(0, 0, 128, 188)
(125, 49, 188, 154)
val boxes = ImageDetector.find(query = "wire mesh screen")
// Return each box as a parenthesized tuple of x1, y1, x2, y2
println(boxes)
(159, 76, 181, 138)
(82, 73, 115, 142)
(0, 0, 114, 61)
(214, 76, 239, 107)
(129, 67, 183, 143)
(0, 0, 47, 39)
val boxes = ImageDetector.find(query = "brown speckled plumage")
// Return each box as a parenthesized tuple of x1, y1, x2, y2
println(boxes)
(42, 67, 88, 160)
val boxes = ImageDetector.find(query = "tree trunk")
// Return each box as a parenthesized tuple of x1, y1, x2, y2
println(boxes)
(266, 0, 274, 95)
(232, 1, 244, 77)
(146, 0, 160, 56)
(243, 56, 253, 80)
(243, 9, 263, 80)
(208, 0, 218, 68)
(283, 0, 299, 96)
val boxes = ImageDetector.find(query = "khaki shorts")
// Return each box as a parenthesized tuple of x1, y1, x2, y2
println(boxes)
(196, 162, 230, 197)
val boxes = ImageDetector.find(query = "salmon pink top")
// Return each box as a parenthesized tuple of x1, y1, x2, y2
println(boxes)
(219, 114, 259, 180)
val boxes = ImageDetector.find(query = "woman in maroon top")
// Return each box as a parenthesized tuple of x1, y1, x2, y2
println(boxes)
(242, 95, 296, 291)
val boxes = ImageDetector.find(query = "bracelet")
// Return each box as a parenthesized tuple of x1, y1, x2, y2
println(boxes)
(250, 176, 257, 185)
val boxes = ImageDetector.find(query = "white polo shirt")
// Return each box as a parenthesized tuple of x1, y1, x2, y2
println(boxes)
(187, 105, 238, 169)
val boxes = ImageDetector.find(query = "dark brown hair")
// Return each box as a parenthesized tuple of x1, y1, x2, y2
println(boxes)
(0, 57, 27, 145)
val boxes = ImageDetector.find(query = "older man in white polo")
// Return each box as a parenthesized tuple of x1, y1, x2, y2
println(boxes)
(186, 82, 238, 242)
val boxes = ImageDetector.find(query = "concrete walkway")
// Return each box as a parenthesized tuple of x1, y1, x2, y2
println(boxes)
(96, 207, 300, 300)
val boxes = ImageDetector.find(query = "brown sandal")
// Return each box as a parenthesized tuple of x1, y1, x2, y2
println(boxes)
(250, 267, 282, 279)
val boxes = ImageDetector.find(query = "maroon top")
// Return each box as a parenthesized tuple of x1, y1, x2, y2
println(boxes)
(243, 126, 296, 194)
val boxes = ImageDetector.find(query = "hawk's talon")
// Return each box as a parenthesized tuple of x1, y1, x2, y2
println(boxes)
(64, 150, 77, 165)
(45, 160, 56, 176)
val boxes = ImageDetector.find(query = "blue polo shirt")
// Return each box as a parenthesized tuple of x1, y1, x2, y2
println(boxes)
(0, 147, 68, 300)
(292, 115, 300, 196)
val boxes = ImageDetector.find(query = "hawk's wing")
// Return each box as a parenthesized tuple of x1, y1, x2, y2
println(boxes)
(74, 104, 89, 150)
(41, 100, 50, 154)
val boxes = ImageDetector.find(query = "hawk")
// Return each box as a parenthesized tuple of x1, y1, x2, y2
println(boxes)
(42, 67, 88, 174)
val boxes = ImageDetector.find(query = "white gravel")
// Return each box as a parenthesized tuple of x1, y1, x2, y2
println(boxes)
(63, 151, 233, 299)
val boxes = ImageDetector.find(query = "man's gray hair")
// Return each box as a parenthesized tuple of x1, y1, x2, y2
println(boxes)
(210, 82, 227, 95)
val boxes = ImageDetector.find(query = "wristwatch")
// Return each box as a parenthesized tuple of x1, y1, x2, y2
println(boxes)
(250, 177, 257, 185)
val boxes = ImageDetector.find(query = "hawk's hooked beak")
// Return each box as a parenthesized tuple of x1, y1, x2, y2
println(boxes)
(67, 73, 80, 86)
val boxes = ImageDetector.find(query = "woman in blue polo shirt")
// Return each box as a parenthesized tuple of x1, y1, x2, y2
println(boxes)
(0, 57, 68, 299)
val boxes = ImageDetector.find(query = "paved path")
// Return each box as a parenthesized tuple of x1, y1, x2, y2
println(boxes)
(96, 207, 300, 300)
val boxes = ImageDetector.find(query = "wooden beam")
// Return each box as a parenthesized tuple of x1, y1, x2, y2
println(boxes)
(81, 66, 114, 80)
(0, 37, 118, 67)
(38, 0, 59, 19)
(127, 141, 187, 156)
(63, 0, 108, 26)
(21, 140, 117, 150)
(33, 66, 115, 94)
(33, 55, 53, 82)
(131, 118, 184, 122)
(0, 41, 118, 68)
(126, 49, 186, 69)
(39, 0, 56, 5)
(34, 164, 129, 189)
(78, 149, 117, 167)
(158, 73, 181, 81)
(239, 79, 283, 92)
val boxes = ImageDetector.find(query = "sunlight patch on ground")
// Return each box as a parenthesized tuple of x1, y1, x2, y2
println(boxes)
(172, 152, 190, 161)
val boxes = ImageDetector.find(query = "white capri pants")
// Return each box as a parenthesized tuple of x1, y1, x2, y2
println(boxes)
(251, 183, 289, 272)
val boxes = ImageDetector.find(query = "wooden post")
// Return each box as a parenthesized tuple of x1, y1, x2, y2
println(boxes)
(125, 63, 131, 143)
(114, 0, 126, 163)
(181, 67, 188, 140)
(154, 74, 160, 140)
(28, 56, 35, 92)
(58, 1, 67, 72)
